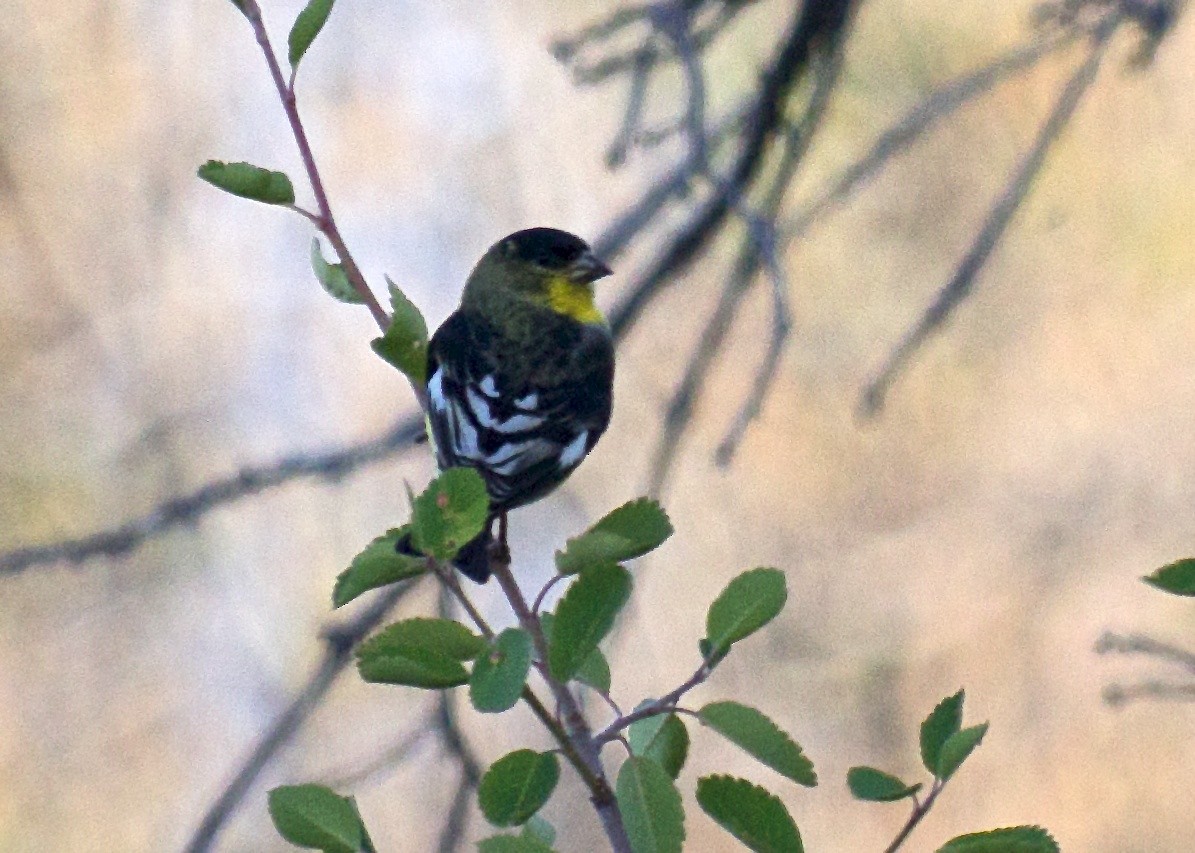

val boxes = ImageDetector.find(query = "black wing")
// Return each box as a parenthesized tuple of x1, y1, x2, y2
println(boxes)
(425, 310, 613, 513)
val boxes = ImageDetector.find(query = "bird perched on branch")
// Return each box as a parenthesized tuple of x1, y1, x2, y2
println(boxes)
(409, 227, 615, 582)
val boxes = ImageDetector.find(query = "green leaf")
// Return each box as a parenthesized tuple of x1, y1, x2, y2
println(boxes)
(846, 767, 921, 802)
(521, 815, 557, 846)
(410, 467, 489, 560)
(356, 644, 468, 689)
(1143, 558, 1195, 596)
(629, 710, 690, 780)
(555, 498, 673, 575)
(696, 775, 803, 853)
(371, 276, 430, 384)
(358, 617, 485, 661)
(920, 689, 965, 775)
(698, 702, 816, 787)
(310, 238, 362, 304)
(548, 563, 632, 681)
(197, 160, 295, 205)
(479, 750, 560, 827)
(937, 826, 1060, 853)
(332, 527, 425, 608)
(574, 646, 612, 694)
(936, 723, 988, 780)
(705, 567, 787, 655)
(470, 628, 533, 713)
(288, 0, 335, 70)
(616, 756, 685, 853)
(267, 784, 366, 853)
(478, 836, 556, 853)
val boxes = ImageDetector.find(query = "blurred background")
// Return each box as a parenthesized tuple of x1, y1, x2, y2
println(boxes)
(1, 0, 1192, 850)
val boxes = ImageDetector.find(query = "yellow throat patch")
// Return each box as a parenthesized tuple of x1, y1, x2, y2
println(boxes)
(547, 276, 605, 325)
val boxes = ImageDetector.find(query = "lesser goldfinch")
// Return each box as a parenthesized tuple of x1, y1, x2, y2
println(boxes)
(410, 227, 614, 582)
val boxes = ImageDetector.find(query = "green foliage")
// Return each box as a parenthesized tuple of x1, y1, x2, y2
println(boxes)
(371, 275, 430, 384)
(936, 826, 1060, 853)
(547, 563, 632, 681)
(310, 238, 362, 304)
(410, 467, 489, 560)
(470, 628, 533, 713)
(936, 723, 989, 781)
(695, 775, 803, 853)
(920, 689, 965, 775)
(267, 785, 370, 853)
(616, 756, 685, 853)
(555, 498, 673, 575)
(521, 816, 557, 846)
(573, 645, 612, 694)
(478, 836, 556, 853)
(705, 567, 787, 656)
(332, 527, 425, 608)
(479, 750, 560, 827)
(846, 767, 921, 802)
(698, 702, 816, 787)
(355, 617, 482, 689)
(197, 160, 295, 205)
(1142, 558, 1195, 596)
(288, 0, 335, 70)
(628, 710, 690, 780)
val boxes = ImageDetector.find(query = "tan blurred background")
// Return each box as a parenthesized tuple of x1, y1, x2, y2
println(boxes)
(1, 1, 1193, 850)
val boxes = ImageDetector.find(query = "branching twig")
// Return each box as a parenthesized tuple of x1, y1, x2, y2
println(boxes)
(1096, 631, 1195, 674)
(858, 12, 1121, 418)
(0, 415, 424, 576)
(882, 778, 949, 853)
(183, 581, 419, 853)
(593, 655, 714, 745)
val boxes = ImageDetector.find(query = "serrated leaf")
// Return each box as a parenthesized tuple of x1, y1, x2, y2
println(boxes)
(288, 0, 335, 70)
(370, 275, 429, 384)
(921, 689, 965, 775)
(358, 617, 484, 661)
(555, 498, 673, 575)
(548, 564, 632, 681)
(846, 767, 921, 802)
(705, 568, 787, 655)
(479, 750, 559, 827)
(1143, 558, 1195, 596)
(696, 775, 803, 853)
(332, 527, 426, 608)
(470, 628, 533, 713)
(616, 756, 685, 853)
(356, 644, 468, 689)
(936, 825, 1060, 853)
(478, 836, 556, 853)
(698, 702, 816, 787)
(267, 784, 365, 853)
(574, 646, 612, 694)
(310, 238, 362, 304)
(197, 160, 295, 205)
(521, 815, 556, 846)
(629, 710, 689, 780)
(410, 467, 489, 560)
(936, 723, 988, 780)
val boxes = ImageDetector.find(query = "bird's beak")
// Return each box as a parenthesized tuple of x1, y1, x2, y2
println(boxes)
(568, 250, 613, 284)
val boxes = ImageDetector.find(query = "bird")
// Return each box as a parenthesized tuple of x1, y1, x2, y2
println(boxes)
(406, 227, 615, 582)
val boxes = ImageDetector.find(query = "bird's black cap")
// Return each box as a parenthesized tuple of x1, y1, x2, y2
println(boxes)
(499, 227, 592, 269)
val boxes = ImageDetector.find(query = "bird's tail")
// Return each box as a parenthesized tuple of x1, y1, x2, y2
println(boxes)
(395, 521, 494, 584)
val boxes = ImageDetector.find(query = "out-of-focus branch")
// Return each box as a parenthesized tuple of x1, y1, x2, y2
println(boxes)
(0, 415, 424, 576)
(183, 580, 420, 853)
(1097, 630, 1195, 707)
(857, 7, 1137, 417)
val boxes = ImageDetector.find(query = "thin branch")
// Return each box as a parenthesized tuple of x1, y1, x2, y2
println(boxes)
(183, 580, 419, 853)
(317, 720, 431, 790)
(883, 777, 948, 853)
(1103, 680, 1195, 707)
(0, 415, 424, 576)
(238, 0, 389, 330)
(593, 655, 714, 745)
(858, 13, 1121, 418)
(435, 587, 484, 853)
(1095, 631, 1195, 675)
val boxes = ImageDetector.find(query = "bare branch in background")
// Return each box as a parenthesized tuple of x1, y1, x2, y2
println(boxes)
(1097, 631, 1195, 707)
(859, 4, 1169, 417)
(183, 580, 421, 853)
(0, 415, 424, 576)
